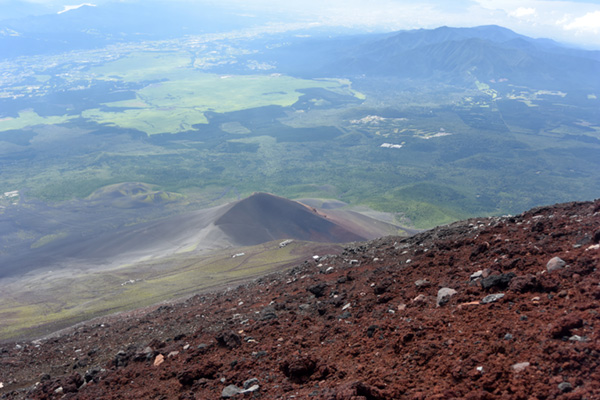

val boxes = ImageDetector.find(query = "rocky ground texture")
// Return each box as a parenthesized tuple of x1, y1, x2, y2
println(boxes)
(1, 199, 600, 399)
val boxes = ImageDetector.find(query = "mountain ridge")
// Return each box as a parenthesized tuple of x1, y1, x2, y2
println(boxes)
(247, 25, 600, 91)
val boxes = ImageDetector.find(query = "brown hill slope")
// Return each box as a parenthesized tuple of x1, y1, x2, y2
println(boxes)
(215, 192, 369, 246)
(1, 199, 599, 399)
(1, 192, 397, 280)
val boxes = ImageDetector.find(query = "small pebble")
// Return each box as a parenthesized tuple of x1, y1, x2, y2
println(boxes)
(243, 378, 259, 389)
(153, 354, 165, 367)
(222, 384, 241, 398)
(414, 279, 430, 287)
(481, 293, 505, 304)
(558, 382, 573, 393)
(569, 335, 589, 342)
(470, 270, 483, 280)
(512, 362, 530, 372)
(437, 288, 457, 307)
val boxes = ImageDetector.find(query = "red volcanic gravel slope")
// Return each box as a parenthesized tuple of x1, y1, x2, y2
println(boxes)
(1, 200, 599, 400)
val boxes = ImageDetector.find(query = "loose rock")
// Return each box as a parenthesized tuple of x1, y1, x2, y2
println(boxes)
(414, 279, 431, 288)
(307, 283, 328, 298)
(512, 362, 530, 372)
(153, 354, 164, 367)
(243, 385, 259, 394)
(550, 314, 583, 338)
(508, 274, 538, 293)
(437, 288, 457, 307)
(470, 271, 483, 281)
(481, 293, 505, 304)
(220, 383, 259, 397)
(558, 382, 573, 393)
(216, 331, 242, 349)
(243, 378, 259, 389)
(338, 311, 352, 319)
(373, 279, 393, 294)
(546, 257, 566, 273)
(569, 335, 589, 342)
(413, 294, 427, 304)
(280, 355, 317, 383)
(481, 273, 515, 290)
(221, 384, 241, 398)
(366, 325, 379, 338)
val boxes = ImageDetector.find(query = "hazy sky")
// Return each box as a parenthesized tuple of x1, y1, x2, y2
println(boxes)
(240, 0, 600, 48)
(3, 0, 600, 48)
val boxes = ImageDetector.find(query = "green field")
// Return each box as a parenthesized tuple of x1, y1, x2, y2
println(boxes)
(1, 51, 361, 135)
(81, 72, 353, 135)
(0, 39, 599, 231)
(0, 110, 73, 132)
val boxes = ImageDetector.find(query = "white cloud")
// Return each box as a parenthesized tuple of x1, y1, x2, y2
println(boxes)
(509, 7, 536, 18)
(269, 0, 600, 48)
(470, 0, 600, 47)
(563, 10, 600, 34)
(57, 3, 96, 14)
(317, 2, 443, 30)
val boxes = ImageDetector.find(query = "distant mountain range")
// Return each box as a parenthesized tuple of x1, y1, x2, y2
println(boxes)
(0, 2, 266, 58)
(247, 25, 600, 91)
(3, 6, 599, 93)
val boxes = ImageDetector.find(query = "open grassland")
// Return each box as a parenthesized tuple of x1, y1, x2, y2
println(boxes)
(0, 51, 361, 135)
(0, 240, 339, 340)
(82, 73, 355, 135)
(80, 51, 361, 135)
(88, 51, 194, 82)
(0, 110, 73, 132)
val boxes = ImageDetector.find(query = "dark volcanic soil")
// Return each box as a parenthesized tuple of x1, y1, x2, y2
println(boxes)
(1, 200, 599, 399)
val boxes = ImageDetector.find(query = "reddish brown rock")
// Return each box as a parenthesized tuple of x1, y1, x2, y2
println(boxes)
(280, 355, 317, 383)
(550, 314, 584, 338)
(215, 331, 242, 349)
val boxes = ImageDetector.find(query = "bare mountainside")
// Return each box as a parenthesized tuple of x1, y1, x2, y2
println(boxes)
(0, 191, 405, 341)
(0, 190, 404, 280)
(1, 199, 598, 399)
